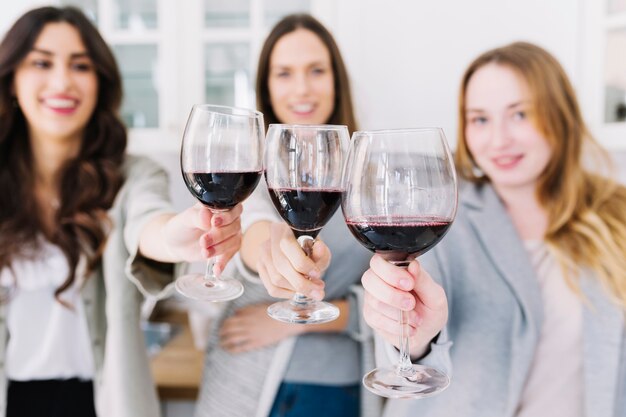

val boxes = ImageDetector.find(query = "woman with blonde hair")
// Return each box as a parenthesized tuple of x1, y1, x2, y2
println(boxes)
(363, 41, 626, 416)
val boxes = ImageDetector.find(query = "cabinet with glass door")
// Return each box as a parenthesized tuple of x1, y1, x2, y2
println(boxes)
(59, 0, 321, 153)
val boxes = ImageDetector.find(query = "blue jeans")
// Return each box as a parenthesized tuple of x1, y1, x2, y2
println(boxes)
(268, 382, 360, 417)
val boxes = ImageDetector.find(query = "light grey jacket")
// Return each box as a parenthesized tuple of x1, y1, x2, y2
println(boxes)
(0, 155, 178, 417)
(381, 182, 625, 417)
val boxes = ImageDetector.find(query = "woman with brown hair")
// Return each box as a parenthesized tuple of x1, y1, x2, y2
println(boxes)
(353, 42, 626, 416)
(254, 14, 357, 133)
(196, 13, 381, 417)
(0, 6, 243, 417)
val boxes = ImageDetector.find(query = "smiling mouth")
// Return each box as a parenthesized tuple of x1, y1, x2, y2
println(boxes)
(43, 97, 78, 110)
(492, 155, 523, 167)
(290, 103, 315, 113)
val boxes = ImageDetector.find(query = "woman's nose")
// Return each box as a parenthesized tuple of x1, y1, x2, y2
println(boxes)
(294, 73, 310, 95)
(490, 120, 513, 148)
(49, 65, 72, 91)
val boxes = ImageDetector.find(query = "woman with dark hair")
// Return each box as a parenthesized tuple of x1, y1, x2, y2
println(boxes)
(0, 6, 243, 417)
(195, 13, 381, 417)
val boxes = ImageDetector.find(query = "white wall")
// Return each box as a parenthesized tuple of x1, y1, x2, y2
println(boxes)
(0, 1, 50, 34)
(327, 0, 581, 146)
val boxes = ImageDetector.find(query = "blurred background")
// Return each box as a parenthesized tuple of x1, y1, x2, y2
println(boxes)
(3, 0, 626, 155)
(2, 0, 625, 415)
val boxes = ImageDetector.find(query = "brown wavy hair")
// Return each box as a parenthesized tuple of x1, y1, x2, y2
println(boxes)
(0, 6, 126, 301)
(255, 13, 358, 132)
(455, 41, 626, 307)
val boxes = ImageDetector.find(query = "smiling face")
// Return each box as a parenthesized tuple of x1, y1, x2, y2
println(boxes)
(267, 28, 335, 125)
(464, 63, 552, 196)
(13, 22, 98, 148)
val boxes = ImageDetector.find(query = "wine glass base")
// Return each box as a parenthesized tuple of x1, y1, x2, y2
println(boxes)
(174, 274, 244, 302)
(362, 365, 450, 399)
(267, 300, 339, 324)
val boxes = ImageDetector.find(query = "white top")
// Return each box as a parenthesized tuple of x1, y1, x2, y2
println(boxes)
(515, 241, 583, 417)
(0, 239, 94, 381)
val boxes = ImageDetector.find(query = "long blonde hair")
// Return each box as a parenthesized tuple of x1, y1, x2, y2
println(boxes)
(456, 42, 626, 308)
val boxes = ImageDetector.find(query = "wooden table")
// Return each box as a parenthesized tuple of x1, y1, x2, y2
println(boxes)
(149, 311, 204, 400)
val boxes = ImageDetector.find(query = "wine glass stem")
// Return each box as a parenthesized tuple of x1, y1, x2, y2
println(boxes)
(203, 257, 218, 287)
(398, 309, 415, 375)
(393, 263, 416, 377)
(202, 208, 225, 287)
(290, 235, 315, 307)
(292, 292, 312, 305)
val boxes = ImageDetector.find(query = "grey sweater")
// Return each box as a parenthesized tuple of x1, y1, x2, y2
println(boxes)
(194, 183, 381, 417)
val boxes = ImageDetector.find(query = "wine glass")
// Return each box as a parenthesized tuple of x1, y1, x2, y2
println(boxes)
(341, 127, 457, 398)
(264, 124, 349, 324)
(176, 104, 264, 302)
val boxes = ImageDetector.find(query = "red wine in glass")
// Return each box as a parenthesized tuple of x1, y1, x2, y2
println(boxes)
(264, 124, 349, 324)
(175, 104, 264, 302)
(183, 171, 261, 210)
(267, 187, 342, 238)
(342, 127, 457, 398)
(345, 216, 451, 265)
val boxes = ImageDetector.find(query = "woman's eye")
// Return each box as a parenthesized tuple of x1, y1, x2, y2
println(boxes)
(513, 110, 527, 120)
(470, 116, 488, 126)
(311, 67, 326, 75)
(72, 62, 93, 72)
(33, 59, 51, 69)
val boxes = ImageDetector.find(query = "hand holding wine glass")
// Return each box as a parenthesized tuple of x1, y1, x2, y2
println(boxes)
(264, 124, 348, 324)
(361, 255, 449, 360)
(342, 127, 457, 398)
(161, 201, 244, 266)
(256, 222, 330, 300)
(176, 104, 264, 302)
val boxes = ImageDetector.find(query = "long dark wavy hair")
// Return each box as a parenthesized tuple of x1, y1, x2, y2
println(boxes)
(255, 13, 357, 132)
(0, 6, 126, 300)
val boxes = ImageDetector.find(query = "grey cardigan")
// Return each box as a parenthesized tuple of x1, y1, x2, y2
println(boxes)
(195, 182, 383, 417)
(380, 182, 625, 417)
(0, 155, 178, 417)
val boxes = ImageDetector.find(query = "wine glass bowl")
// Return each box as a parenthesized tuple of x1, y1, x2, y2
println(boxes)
(176, 104, 264, 302)
(264, 124, 349, 324)
(342, 127, 457, 398)
(182, 171, 262, 211)
(345, 217, 452, 265)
